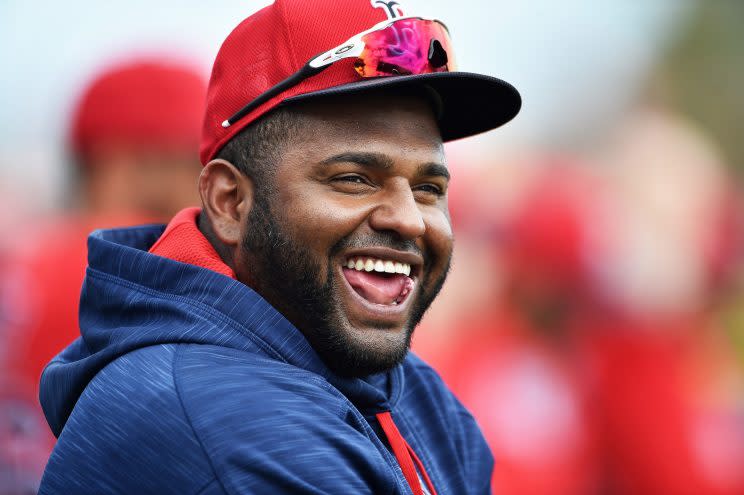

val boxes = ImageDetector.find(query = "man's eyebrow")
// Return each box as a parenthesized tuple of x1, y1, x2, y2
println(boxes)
(417, 162, 450, 181)
(320, 152, 394, 170)
(321, 152, 450, 181)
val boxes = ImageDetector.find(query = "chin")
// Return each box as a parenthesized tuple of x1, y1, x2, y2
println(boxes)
(307, 311, 416, 378)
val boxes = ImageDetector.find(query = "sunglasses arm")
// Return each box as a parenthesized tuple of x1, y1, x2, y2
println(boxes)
(222, 62, 329, 128)
(221, 16, 422, 128)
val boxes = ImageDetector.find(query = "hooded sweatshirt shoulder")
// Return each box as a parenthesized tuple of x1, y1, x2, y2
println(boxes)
(43, 343, 400, 494)
(38, 224, 493, 494)
(41, 345, 218, 495)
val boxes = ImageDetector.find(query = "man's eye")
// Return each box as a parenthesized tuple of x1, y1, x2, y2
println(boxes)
(330, 174, 375, 192)
(335, 175, 367, 184)
(414, 184, 444, 196)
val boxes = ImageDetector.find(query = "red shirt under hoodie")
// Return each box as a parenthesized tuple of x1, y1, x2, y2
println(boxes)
(149, 207, 235, 279)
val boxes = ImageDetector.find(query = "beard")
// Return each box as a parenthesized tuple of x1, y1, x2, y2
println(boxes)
(241, 191, 450, 378)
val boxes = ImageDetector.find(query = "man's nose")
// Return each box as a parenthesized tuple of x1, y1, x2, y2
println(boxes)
(368, 183, 426, 240)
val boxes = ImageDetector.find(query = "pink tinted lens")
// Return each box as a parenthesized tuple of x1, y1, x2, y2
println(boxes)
(355, 19, 457, 77)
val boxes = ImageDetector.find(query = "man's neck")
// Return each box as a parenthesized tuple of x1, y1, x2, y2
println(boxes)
(197, 211, 236, 271)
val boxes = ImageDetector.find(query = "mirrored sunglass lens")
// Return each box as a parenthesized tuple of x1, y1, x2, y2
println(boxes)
(355, 19, 456, 77)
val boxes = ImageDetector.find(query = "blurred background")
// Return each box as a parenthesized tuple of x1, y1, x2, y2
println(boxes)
(1, 0, 743, 493)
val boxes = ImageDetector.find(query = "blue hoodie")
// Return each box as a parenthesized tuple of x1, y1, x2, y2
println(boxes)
(38, 224, 493, 494)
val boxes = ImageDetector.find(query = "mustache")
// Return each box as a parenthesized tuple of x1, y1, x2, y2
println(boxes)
(330, 232, 423, 259)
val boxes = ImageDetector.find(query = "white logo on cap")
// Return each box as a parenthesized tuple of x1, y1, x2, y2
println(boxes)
(371, 0, 405, 20)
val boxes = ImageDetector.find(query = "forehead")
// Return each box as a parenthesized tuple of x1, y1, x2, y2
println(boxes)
(285, 92, 445, 163)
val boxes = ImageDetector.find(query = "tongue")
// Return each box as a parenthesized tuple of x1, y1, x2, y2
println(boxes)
(343, 268, 408, 305)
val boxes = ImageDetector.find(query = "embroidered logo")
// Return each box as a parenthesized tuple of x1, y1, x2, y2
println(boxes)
(370, 0, 405, 20)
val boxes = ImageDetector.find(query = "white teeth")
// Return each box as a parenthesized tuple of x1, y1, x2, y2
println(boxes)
(345, 257, 412, 277)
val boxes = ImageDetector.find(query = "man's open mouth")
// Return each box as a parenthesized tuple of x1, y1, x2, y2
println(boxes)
(342, 257, 415, 306)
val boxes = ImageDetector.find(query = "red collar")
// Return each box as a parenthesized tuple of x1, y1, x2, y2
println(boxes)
(149, 207, 236, 279)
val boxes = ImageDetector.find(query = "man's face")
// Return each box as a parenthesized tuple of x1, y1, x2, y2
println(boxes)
(236, 94, 453, 377)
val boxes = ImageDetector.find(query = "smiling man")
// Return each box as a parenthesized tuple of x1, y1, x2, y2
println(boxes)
(210, 92, 455, 380)
(38, 1, 520, 494)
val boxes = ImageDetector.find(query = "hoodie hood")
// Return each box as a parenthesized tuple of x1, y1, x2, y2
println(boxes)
(40, 224, 400, 437)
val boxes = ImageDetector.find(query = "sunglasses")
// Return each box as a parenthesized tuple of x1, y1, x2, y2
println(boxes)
(222, 16, 457, 128)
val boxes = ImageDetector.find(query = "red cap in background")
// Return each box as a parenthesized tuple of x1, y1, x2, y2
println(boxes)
(70, 59, 208, 162)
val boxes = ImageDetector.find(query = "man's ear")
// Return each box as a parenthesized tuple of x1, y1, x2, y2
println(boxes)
(198, 159, 253, 246)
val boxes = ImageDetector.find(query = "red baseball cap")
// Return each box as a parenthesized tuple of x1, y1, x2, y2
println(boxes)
(71, 58, 208, 162)
(200, 0, 521, 164)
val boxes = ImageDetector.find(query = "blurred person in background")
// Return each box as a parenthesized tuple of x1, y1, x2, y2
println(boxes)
(580, 105, 744, 495)
(415, 105, 744, 495)
(0, 57, 207, 494)
(67, 59, 206, 222)
(416, 159, 608, 495)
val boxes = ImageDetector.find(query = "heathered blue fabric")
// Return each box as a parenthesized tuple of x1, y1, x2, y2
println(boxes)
(38, 225, 493, 494)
